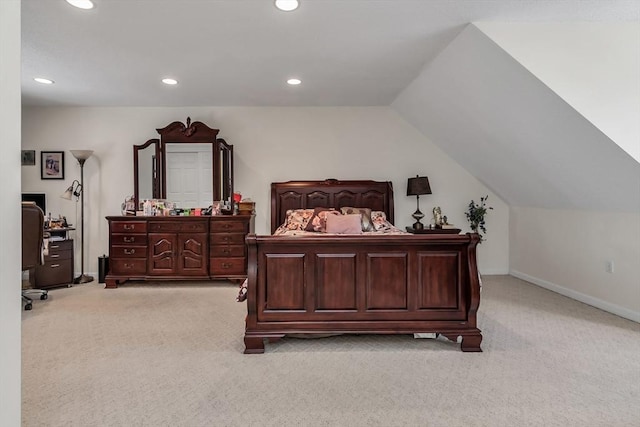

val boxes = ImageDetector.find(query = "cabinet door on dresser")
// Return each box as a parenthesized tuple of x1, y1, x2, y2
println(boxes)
(148, 220, 209, 276)
(35, 239, 74, 288)
(178, 232, 208, 274)
(109, 220, 148, 276)
(210, 216, 253, 278)
(148, 232, 177, 274)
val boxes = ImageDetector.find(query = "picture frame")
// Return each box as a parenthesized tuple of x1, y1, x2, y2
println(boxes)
(41, 151, 65, 180)
(21, 150, 36, 166)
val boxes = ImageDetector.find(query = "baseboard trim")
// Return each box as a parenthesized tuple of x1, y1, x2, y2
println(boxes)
(510, 270, 639, 323)
(480, 268, 509, 275)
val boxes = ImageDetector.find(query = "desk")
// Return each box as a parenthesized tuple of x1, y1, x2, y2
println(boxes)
(36, 227, 75, 289)
(46, 226, 75, 239)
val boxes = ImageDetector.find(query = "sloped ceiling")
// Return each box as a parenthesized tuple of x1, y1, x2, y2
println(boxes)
(392, 24, 640, 212)
(476, 22, 640, 162)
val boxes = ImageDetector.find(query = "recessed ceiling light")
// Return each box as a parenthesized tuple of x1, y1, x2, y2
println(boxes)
(34, 77, 54, 85)
(275, 0, 299, 12)
(162, 78, 178, 85)
(287, 78, 302, 85)
(66, 0, 94, 10)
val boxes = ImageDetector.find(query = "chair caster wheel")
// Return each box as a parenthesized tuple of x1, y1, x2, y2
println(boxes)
(41, 294, 48, 300)
(25, 304, 32, 311)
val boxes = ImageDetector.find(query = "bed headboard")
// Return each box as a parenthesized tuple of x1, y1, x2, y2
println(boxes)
(270, 179, 394, 233)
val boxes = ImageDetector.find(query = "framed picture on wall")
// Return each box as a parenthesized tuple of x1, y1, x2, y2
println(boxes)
(21, 150, 36, 166)
(41, 151, 65, 180)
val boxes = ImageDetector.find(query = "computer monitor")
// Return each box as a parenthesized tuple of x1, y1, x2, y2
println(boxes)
(22, 193, 46, 214)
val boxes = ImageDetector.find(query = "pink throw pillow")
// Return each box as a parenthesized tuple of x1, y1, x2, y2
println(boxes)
(325, 214, 363, 234)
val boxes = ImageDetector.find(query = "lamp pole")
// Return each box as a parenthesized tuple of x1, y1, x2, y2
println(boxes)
(70, 150, 94, 284)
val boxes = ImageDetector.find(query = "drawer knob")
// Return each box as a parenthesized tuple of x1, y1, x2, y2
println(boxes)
(124, 249, 136, 255)
(50, 264, 60, 268)
(124, 224, 134, 230)
(124, 237, 134, 243)
(49, 254, 60, 258)
(222, 263, 231, 269)
(50, 245, 60, 249)
(223, 249, 230, 255)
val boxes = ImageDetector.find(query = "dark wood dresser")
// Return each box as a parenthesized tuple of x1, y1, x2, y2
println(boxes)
(34, 238, 74, 289)
(105, 215, 254, 288)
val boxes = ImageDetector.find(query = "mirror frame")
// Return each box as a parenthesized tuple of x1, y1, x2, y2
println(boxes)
(133, 138, 161, 209)
(216, 138, 234, 207)
(133, 118, 234, 211)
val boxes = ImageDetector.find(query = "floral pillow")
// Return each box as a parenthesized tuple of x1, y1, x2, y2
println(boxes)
(304, 207, 341, 232)
(371, 211, 400, 232)
(281, 208, 315, 231)
(340, 207, 374, 232)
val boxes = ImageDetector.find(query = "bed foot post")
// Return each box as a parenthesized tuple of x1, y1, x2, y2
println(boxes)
(460, 333, 483, 352)
(244, 336, 265, 354)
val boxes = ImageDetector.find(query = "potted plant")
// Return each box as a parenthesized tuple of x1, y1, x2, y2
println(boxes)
(465, 195, 493, 242)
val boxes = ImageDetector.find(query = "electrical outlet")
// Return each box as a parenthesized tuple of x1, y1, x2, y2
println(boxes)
(606, 260, 614, 273)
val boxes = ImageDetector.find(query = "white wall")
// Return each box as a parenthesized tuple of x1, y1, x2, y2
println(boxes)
(391, 23, 639, 321)
(510, 207, 640, 321)
(21, 106, 509, 276)
(476, 22, 640, 162)
(0, 1, 22, 425)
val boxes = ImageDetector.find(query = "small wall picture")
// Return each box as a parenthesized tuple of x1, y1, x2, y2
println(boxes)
(41, 151, 65, 180)
(21, 150, 36, 166)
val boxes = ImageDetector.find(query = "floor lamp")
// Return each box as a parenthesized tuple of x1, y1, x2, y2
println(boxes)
(62, 150, 94, 284)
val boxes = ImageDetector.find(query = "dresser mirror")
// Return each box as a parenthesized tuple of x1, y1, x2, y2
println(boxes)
(133, 139, 161, 208)
(133, 118, 234, 210)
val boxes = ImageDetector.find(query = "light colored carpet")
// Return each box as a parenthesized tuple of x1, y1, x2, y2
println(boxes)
(22, 276, 639, 427)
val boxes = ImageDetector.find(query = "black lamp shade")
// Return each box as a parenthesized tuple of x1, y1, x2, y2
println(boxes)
(407, 176, 432, 196)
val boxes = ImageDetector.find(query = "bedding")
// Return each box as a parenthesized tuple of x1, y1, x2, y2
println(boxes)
(274, 209, 403, 236)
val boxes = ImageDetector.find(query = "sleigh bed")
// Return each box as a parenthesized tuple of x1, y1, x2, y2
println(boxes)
(243, 179, 482, 353)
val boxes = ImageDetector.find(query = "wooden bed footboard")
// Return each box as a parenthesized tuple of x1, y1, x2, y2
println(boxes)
(243, 233, 482, 353)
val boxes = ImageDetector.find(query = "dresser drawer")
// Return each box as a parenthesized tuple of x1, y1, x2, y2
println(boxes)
(110, 258, 147, 275)
(210, 233, 246, 245)
(210, 257, 246, 275)
(110, 245, 147, 258)
(211, 220, 246, 233)
(111, 221, 147, 233)
(111, 234, 148, 245)
(209, 245, 245, 257)
(149, 221, 207, 233)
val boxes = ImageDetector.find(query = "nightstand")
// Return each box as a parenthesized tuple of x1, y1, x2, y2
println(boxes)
(405, 226, 461, 234)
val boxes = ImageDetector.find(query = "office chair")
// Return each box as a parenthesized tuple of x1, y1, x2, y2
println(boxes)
(22, 202, 49, 310)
